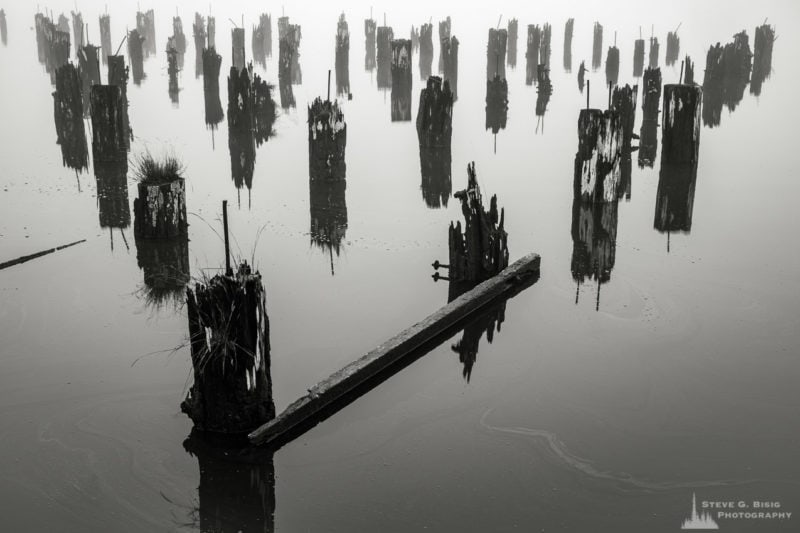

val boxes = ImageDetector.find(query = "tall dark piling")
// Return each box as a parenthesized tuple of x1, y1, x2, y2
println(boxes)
(448, 163, 509, 283)
(666, 28, 680, 66)
(661, 83, 702, 166)
(563, 18, 574, 72)
(0, 9, 6, 46)
(90, 85, 128, 162)
(417, 77, 454, 208)
(50, 30, 72, 79)
(365, 17, 376, 71)
(438, 17, 451, 73)
(99, 15, 111, 63)
(203, 48, 224, 131)
(53, 64, 89, 173)
(136, 9, 156, 57)
(611, 84, 638, 148)
(487, 28, 507, 80)
(577, 60, 586, 92)
(571, 198, 618, 309)
(535, 65, 553, 120)
(649, 35, 659, 68)
(526, 25, 541, 85)
(419, 23, 433, 80)
(78, 45, 101, 117)
(128, 29, 146, 85)
(486, 75, 508, 136)
(751, 23, 775, 96)
(391, 39, 413, 121)
(193, 13, 206, 77)
(228, 66, 256, 193)
(638, 66, 661, 168)
(507, 19, 518, 68)
(57, 14, 69, 34)
(605, 45, 620, 87)
(252, 74, 277, 147)
(308, 97, 347, 182)
(335, 14, 350, 96)
(574, 108, 623, 203)
(252, 14, 271, 68)
(633, 36, 645, 77)
(232, 27, 246, 71)
(167, 38, 180, 105)
(441, 36, 459, 100)
(592, 22, 603, 70)
(107, 55, 131, 150)
(182, 262, 274, 435)
(71, 11, 85, 55)
(278, 26, 298, 108)
(376, 25, 393, 89)
(133, 156, 188, 240)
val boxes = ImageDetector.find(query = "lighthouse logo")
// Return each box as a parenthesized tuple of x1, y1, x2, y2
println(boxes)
(682, 493, 719, 530)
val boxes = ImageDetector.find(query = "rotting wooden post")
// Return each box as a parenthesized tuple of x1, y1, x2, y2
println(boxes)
(419, 22, 433, 80)
(232, 27, 246, 70)
(223, 200, 232, 275)
(182, 262, 274, 435)
(227, 66, 256, 193)
(78, 44, 102, 117)
(441, 35, 459, 100)
(252, 13, 271, 68)
(99, 14, 111, 62)
(605, 45, 619, 87)
(53, 63, 89, 173)
(666, 27, 680, 66)
(535, 65, 553, 118)
(611, 84, 638, 148)
(133, 179, 188, 240)
(364, 17, 376, 71)
(649, 33, 659, 68)
(449, 163, 509, 282)
(684, 55, 695, 85)
(574, 107, 623, 203)
(638, 66, 661, 168)
(278, 25, 297, 108)
(486, 27, 507, 80)
(592, 22, 603, 70)
(90, 84, 127, 162)
(507, 18, 518, 68)
(335, 14, 350, 96)
(167, 38, 180, 104)
(417, 76, 453, 148)
(192, 13, 207, 77)
(391, 38, 413, 121)
(248, 252, 540, 447)
(308, 97, 347, 181)
(662, 83, 702, 165)
(376, 24, 393, 89)
(751, 23, 775, 96)
(525, 24, 541, 85)
(128, 29, 146, 85)
(107, 55, 131, 149)
(437, 16, 451, 73)
(563, 18, 574, 72)
(539, 23, 552, 69)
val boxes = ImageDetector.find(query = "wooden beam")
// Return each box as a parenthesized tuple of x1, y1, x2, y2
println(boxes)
(249, 252, 541, 446)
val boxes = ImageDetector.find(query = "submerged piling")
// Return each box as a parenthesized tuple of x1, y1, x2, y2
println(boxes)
(90, 85, 128, 162)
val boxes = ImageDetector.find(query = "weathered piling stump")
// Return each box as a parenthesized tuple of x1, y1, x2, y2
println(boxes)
(570, 198, 619, 306)
(507, 19, 518, 68)
(0, 9, 6, 46)
(90, 85, 128, 162)
(605, 45, 620, 87)
(574, 108, 624, 203)
(335, 14, 350, 97)
(486, 28, 507, 80)
(364, 17, 377, 71)
(592, 22, 603, 70)
(563, 18, 574, 72)
(71, 11, 85, 55)
(611, 84, 638, 148)
(182, 262, 274, 435)
(53, 64, 89, 173)
(203, 48, 224, 130)
(207, 16, 216, 49)
(278, 27, 297, 108)
(232, 27, 246, 71)
(526, 24, 541, 85)
(376, 25, 394, 89)
(448, 163, 509, 283)
(192, 13, 206, 77)
(128, 29, 146, 85)
(252, 14, 271, 68)
(704, 31, 752, 126)
(633, 36, 645, 77)
(78, 45, 101, 117)
(136, 9, 156, 57)
(35, 13, 49, 61)
(684, 55, 695, 85)
(485, 75, 508, 135)
(391, 39, 413, 121)
(438, 17, 451, 74)
(417, 76, 454, 208)
(419, 23, 433, 80)
(661, 83, 702, 165)
(289, 24, 302, 84)
(309, 179, 348, 263)
(751, 23, 775, 96)
(107, 55, 131, 150)
(666, 28, 680, 66)
(638, 67, 661, 168)
(540, 23, 552, 69)
(654, 161, 697, 234)
(99, 14, 111, 63)
(649, 35, 660, 68)
(57, 14, 69, 34)
(167, 38, 180, 104)
(308, 97, 347, 181)
(228, 66, 256, 193)
(50, 30, 71, 79)
(441, 36, 459, 100)
(535, 65, 553, 119)
(132, 155, 188, 240)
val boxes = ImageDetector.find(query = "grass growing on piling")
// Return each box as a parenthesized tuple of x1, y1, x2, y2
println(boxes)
(133, 152, 185, 186)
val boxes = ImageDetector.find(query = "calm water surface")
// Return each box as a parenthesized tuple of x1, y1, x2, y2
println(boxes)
(1, 1, 799, 531)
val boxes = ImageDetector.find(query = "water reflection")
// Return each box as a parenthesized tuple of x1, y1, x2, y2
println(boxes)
(702, 31, 753, 128)
(128, 29, 146, 85)
(654, 162, 697, 240)
(203, 48, 224, 137)
(136, 9, 156, 59)
(134, 235, 190, 309)
(525, 24, 541, 86)
(364, 17, 376, 71)
(309, 179, 348, 274)
(486, 75, 508, 149)
(535, 65, 552, 131)
(570, 198, 619, 311)
(192, 13, 207, 78)
(633, 31, 645, 77)
(0, 9, 6, 46)
(94, 158, 131, 249)
(417, 77, 454, 208)
(592, 22, 603, 71)
(438, 17, 451, 74)
(52, 64, 89, 178)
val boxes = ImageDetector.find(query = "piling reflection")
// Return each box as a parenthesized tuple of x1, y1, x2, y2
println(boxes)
(252, 14, 272, 69)
(203, 48, 224, 136)
(571, 198, 618, 311)
(525, 24, 540, 85)
(134, 235, 190, 309)
(94, 158, 131, 249)
(486, 27, 507, 80)
(535, 65, 552, 131)
(99, 14, 111, 64)
(417, 77, 454, 208)
(52, 64, 89, 176)
(35, 12, 71, 82)
(702, 31, 753, 124)
(654, 162, 697, 238)
(419, 22, 433, 80)
(136, 9, 156, 58)
(0, 9, 7, 46)
(376, 25, 393, 90)
(309, 179, 348, 273)
(486, 75, 508, 149)
(192, 13, 207, 78)
(750, 23, 775, 97)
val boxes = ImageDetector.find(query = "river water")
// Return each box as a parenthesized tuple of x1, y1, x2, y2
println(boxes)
(0, 0, 799, 531)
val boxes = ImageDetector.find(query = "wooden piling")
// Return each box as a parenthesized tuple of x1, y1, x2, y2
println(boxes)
(563, 18, 574, 72)
(486, 28, 507, 80)
(535, 65, 553, 118)
(192, 13, 207, 77)
(751, 23, 775, 96)
(507, 19, 518, 68)
(574, 108, 623, 203)
(53, 64, 89, 173)
(391, 39, 413, 121)
(661, 84, 702, 165)
(592, 22, 603, 71)
(416, 76, 453, 149)
(232, 27, 246, 71)
(308, 97, 347, 181)
(638, 67, 661, 167)
(278, 26, 297, 108)
(441, 36, 459, 100)
(132, 165, 188, 239)
(227, 66, 256, 191)
(485, 74, 508, 134)
(90, 85, 128, 162)
(419, 23, 433, 80)
(605, 45, 620, 87)
(376, 25, 393, 89)
(633, 38, 645, 77)
(99, 14, 111, 63)
(611, 84, 638, 147)
(203, 48, 224, 129)
(683, 55, 695, 85)
(666, 29, 680, 66)
(248, 251, 540, 447)
(207, 16, 216, 49)
(525, 24, 541, 85)
(166, 39, 180, 104)
(364, 17, 376, 71)
(438, 17, 451, 74)
(128, 29, 146, 85)
(173, 16, 187, 55)
(335, 14, 350, 96)
(71, 11, 85, 55)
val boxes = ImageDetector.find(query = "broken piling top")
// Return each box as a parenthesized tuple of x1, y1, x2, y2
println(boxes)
(751, 23, 775, 96)
(308, 98, 346, 139)
(577, 60, 586, 92)
(649, 34, 660, 68)
(391, 39, 413, 81)
(207, 16, 216, 48)
(183, 262, 275, 435)
(486, 27, 508, 80)
(449, 162, 509, 283)
(662, 83, 702, 165)
(416, 76, 454, 148)
(592, 22, 603, 70)
(574, 108, 624, 203)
